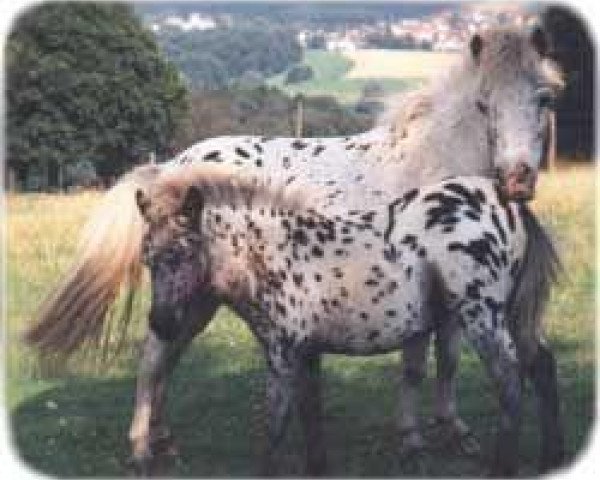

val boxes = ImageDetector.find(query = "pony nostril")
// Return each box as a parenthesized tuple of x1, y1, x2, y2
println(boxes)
(516, 162, 532, 178)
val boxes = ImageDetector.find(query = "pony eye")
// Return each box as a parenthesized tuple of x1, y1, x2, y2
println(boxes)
(175, 214, 191, 228)
(475, 100, 489, 115)
(536, 88, 556, 109)
(178, 236, 191, 248)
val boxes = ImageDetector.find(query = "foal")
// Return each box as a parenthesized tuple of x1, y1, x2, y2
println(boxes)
(130, 166, 562, 475)
(26, 164, 562, 475)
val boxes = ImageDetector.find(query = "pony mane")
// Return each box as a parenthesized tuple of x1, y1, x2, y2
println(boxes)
(149, 163, 307, 214)
(382, 26, 564, 139)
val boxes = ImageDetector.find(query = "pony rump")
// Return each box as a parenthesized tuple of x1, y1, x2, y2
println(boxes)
(507, 204, 561, 363)
(25, 165, 161, 354)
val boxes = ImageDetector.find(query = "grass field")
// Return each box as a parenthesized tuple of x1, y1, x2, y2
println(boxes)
(5, 165, 596, 476)
(344, 49, 459, 80)
(268, 50, 420, 104)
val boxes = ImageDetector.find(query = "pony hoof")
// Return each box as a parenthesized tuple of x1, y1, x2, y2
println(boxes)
(398, 445, 429, 476)
(485, 465, 519, 478)
(426, 416, 481, 456)
(398, 427, 427, 460)
(128, 454, 155, 477)
(151, 431, 179, 457)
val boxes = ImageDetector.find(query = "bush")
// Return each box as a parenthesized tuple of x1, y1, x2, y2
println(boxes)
(285, 64, 314, 84)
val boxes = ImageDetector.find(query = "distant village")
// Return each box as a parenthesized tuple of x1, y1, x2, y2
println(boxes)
(148, 4, 538, 52)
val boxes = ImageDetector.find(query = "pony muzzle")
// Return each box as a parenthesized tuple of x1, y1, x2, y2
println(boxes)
(501, 163, 537, 201)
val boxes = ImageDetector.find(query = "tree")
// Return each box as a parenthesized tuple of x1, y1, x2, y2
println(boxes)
(153, 23, 302, 90)
(6, 3, 188, 188)
(543, 5, 594, 160)
(285, 64, 314, 84)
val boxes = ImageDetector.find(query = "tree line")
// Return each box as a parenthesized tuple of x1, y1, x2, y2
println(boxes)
(154, 22, 302, 90)
(6, 3, 371, 190)
(173, 87, 372, 150)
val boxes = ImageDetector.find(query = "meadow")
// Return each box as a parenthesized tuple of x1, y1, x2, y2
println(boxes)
(268, 50, 421, 104)
(5, 164, 596, 476)
(344, 49, 459, 80)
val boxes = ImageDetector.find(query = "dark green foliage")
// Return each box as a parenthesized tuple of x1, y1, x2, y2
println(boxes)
(285, 64, 314, 85)
(364, 28, 432, 50)
(173, 87, 373, 149)
(306, 34, 327, 50)
(6, 2, 189, 188)
(361, 80, 385, 99)
(154, 24, 302, 90)
(355, 81, 385, 115)
(543, 6, 595, 159)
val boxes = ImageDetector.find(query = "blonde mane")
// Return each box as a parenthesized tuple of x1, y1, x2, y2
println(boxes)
(148, 163, 307, 215)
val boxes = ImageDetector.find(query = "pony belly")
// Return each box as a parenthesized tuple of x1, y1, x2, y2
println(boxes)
(315, 321, 430, 356)
(311, 302, 430, 356)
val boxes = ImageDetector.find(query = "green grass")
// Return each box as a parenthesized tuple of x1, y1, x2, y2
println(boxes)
(268, 50, 419, 104)
(5, 166, 596, 476)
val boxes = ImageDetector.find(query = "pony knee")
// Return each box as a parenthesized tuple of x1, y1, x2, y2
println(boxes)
(402, 364, 427, 387)
(528, 343, 558, 387)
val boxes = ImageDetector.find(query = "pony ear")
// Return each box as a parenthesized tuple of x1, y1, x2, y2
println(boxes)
(529, 24, 549, 57)
(181, 185, 204, 229)
(135, 189, 151, 219)
(470, 34, 484, 63)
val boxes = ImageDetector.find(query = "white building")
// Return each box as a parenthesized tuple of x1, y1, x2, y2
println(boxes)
(325, 38, 357, 52)
(162, 13, 216, 32)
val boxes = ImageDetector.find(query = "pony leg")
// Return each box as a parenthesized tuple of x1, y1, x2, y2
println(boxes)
(148, 298, 219, 454)
(297, 354, 327, 475)
(129, 298, 218, 473)
(463, 324, 522, 476)
(129, 330, 169, 475)
(397, 333, 430, 455)
(430, 325, 480, 455)
(525, 340, 565, 473)
(261, 347, 299, 476)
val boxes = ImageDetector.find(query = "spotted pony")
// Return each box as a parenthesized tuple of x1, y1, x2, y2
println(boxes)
(162, 26, 564, 455)
(26, 163, 563, 476)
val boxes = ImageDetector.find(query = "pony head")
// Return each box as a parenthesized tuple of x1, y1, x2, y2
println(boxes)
(136, 184, 210, 339)
(469, 25, 564, 200)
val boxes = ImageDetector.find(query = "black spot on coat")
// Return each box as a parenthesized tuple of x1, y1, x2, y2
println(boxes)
(235, 147, 250, 158)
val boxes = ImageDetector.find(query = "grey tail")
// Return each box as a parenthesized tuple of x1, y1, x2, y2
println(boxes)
(507, 203, 561, 364)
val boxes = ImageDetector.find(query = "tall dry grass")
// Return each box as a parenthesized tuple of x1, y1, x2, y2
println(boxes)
(343, 50, 460, 80)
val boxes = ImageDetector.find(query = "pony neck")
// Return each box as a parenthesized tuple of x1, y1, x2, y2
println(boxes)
(201, 201, 300, 300)
(381, 65, 493, 184)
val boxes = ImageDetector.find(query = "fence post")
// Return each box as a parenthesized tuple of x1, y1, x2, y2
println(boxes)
(6, 167, 16, 191)
(547, 111, 557, 171)
(295, 95, 304, 139)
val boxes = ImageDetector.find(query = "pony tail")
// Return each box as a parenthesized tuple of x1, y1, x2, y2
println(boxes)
(25, 165, 161, 354)
(507, 204, 561, 363)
